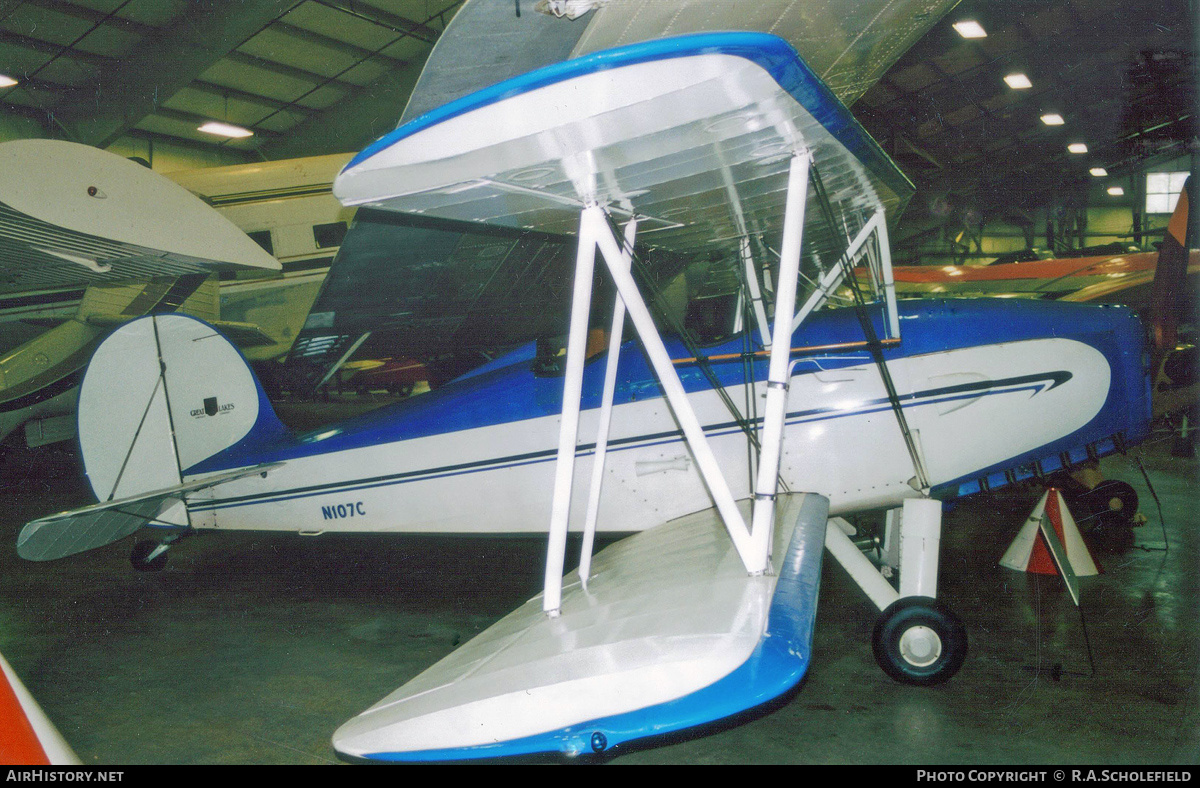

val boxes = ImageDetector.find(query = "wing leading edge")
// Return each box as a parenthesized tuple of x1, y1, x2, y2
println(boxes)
(293, 32, 912, 379)
(336, 31, 912, 256)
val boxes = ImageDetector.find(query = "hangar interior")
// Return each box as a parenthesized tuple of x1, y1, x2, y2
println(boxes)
(0, 0, 1196, 766)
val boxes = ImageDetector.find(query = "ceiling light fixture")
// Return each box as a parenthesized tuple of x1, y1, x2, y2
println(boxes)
(1089, 167, 1108, 177)
(952, 20, 987, 38)
(198, 121, 253, 138)
(1004, 73, 1032, 89)
(1040, 113, 1065, 126)
(1107, 186, 1124, 196)
(0, 74, 17, 88)
(1067, 143, 1088, 154)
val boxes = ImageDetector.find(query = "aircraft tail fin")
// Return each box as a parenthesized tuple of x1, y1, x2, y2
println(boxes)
(1148, 176, 1194, 363)
(76, 314, 289, 508)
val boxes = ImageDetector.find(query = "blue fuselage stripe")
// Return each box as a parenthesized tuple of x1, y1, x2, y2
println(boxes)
(187, 371, 1068, 513)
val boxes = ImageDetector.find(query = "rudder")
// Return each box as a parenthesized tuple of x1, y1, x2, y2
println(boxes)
(79, 314, 286, 506)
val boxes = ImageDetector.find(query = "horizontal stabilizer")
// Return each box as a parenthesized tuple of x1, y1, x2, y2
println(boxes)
(83, 315, 280, 349)
(205, 319, 281, 349)
(17, 463, 281, 562)
(333, 492, 829, 762)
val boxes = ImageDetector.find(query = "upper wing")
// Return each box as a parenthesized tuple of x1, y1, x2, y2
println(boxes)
(400, 0, 957, 124)
(0, 140, 279, 297)
(292, 32, 912, 378)
(337, 32, 911, 251)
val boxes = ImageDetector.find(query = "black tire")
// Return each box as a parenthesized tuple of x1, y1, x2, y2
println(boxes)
(130, 540, 168, 572)
(872, 596, 967, 686)
(1079, 480, 1138, 524)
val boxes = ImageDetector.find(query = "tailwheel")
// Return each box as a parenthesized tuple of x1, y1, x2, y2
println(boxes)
(872, 596, 967, 686)
(130, 539, 169, 572)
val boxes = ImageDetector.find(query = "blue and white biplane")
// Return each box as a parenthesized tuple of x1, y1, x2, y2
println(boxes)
(18, 33, 1151, 761)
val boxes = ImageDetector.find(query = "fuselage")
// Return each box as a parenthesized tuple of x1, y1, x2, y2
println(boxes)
(177, 298, 1151, 536)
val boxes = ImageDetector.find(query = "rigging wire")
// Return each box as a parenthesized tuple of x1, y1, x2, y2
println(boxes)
(809, 164, 930, 490)
(604, 213, 764, 454)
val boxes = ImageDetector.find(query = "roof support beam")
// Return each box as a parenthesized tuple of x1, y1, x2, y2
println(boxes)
(312, 0, 440, 44)
(260, 0, 456, 158)
(259, 57, 425, 159)
(121, 127, 258, 162)
(0, 29, 114, 69)
(224, 50, 361, 92)
(272, 20, 407, 67)
(148, 106, 283, 139)
(19, 0, 160, 37)
(50, 0, 303, 148)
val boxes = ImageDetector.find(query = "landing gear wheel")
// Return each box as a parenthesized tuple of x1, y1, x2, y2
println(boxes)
(872, 596, 967, 686)
(1080, 480, 1138, 524)
(130, 540, 168, 572)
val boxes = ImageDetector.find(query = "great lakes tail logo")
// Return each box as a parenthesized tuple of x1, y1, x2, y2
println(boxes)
(191, 396, 235, 419)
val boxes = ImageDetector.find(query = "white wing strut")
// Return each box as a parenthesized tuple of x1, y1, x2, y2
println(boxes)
(790, 209, 899, 337)
(578, 218, 638, 590)
(749, 152, 812, 565)
(542, 152, 816, 613)
(542, 205, 599, 614)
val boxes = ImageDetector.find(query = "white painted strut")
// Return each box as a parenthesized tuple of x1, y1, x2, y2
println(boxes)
(898, 497, 942, 599)
(825, 497, 943, 614)
(825, 518, 900, 612)
(874, 215, 900, 340)
(578, 218, 638, 589)
(791, 208, 883, 332)
(588, 206, 758, 572)
(741, 234, 771, 347)
(748, 152, 812, 571)
(542, 207, 598, 614)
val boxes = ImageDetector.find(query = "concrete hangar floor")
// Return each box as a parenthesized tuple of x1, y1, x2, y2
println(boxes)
(0, 400, 1196, 765)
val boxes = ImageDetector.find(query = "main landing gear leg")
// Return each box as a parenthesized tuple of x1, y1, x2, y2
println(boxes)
(826, 498, 967, 686)
(130, 530, 192, 572)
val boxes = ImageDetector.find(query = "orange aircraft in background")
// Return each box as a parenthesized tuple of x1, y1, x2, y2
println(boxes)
(884, 182, 1194, 307)
(883, 183, 1196, 420)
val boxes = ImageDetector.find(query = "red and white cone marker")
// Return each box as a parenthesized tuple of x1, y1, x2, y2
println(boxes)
(1001, 489, 1099, 603)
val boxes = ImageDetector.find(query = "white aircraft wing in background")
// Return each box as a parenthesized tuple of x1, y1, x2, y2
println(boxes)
(0, 139, 279, 296)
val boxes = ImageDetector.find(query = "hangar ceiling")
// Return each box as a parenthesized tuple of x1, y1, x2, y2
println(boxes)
(0, 0, 1194, 239)
(854, 0, 1196, 221)
(0, 0, 463, 160)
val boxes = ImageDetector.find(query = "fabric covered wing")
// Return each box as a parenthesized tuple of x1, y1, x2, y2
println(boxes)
(292, 33, 912, 380)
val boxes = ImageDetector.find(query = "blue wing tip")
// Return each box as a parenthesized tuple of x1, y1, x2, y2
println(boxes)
(345, 495, 829, 763)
